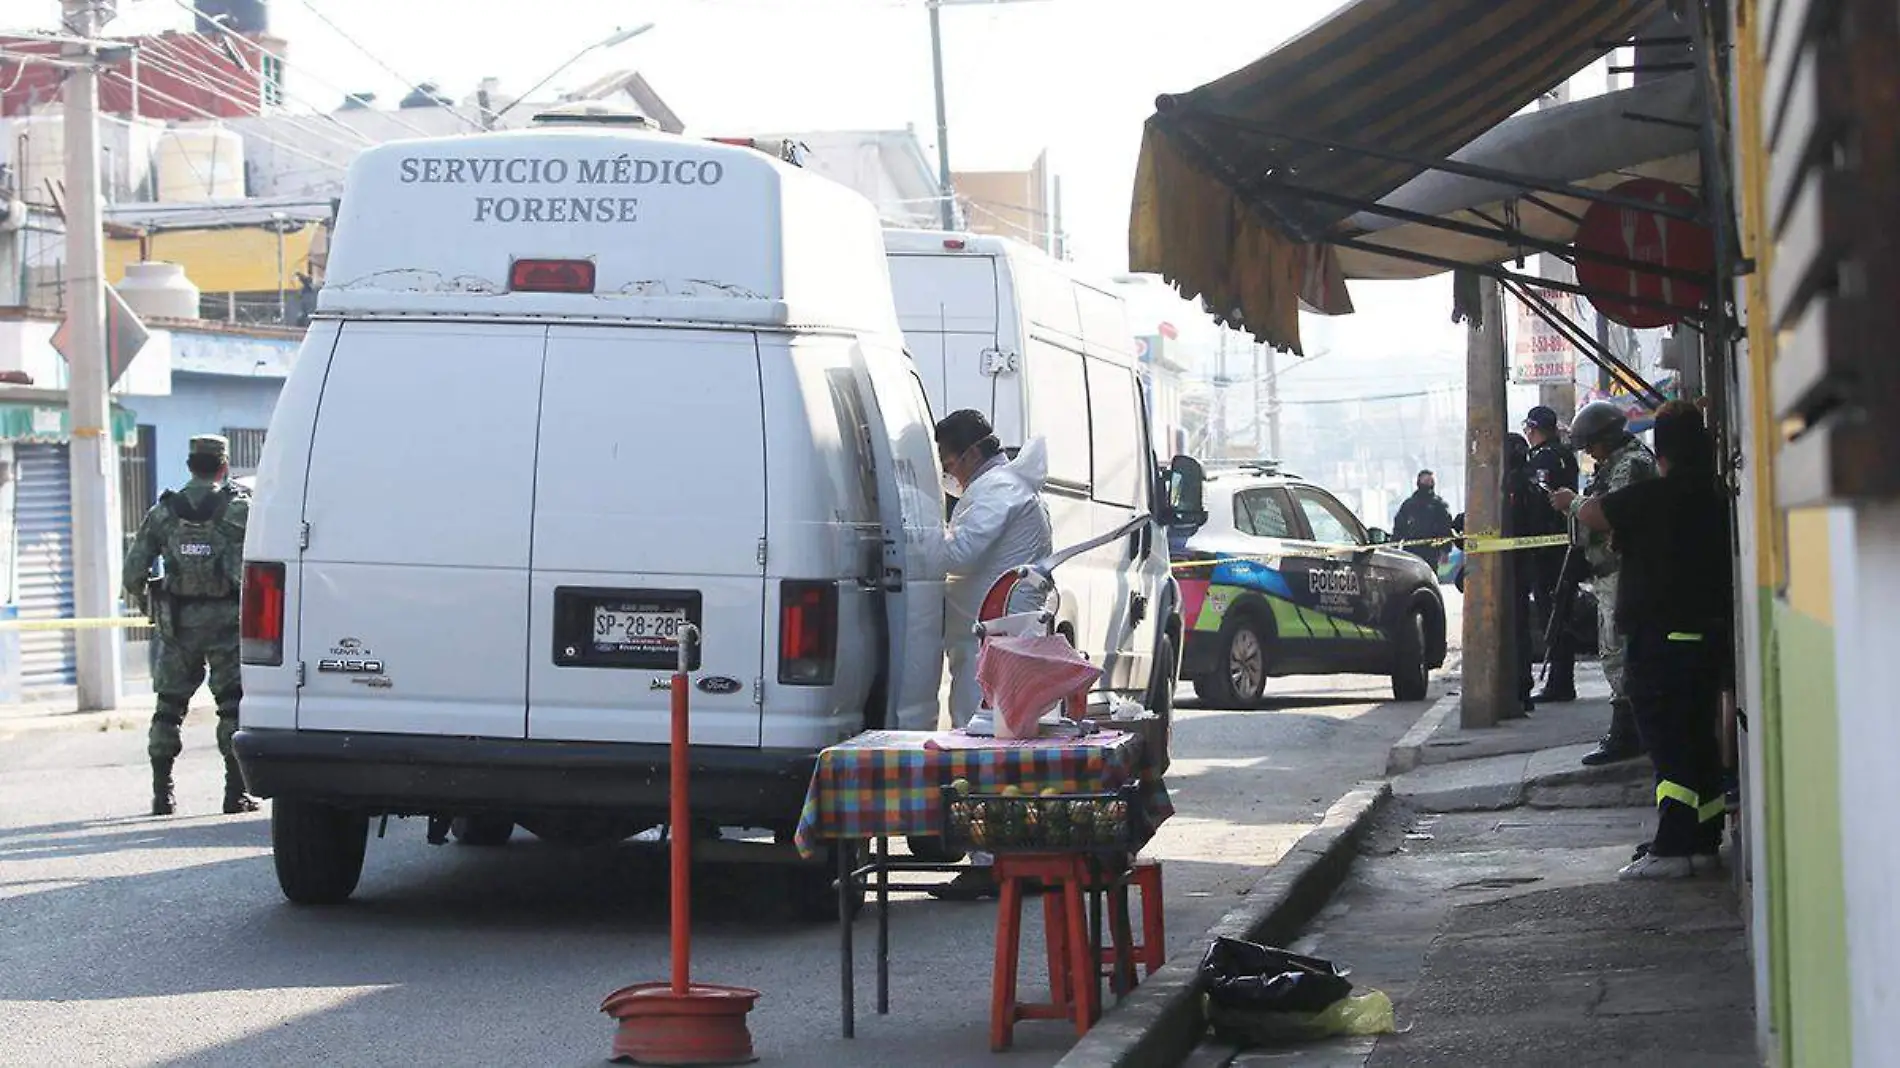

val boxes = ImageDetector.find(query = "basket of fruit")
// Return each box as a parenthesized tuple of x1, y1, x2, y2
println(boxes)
(940, 779, 1149, 854)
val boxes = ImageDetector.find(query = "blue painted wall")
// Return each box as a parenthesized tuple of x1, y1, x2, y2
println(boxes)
(122, 374, 284, 506)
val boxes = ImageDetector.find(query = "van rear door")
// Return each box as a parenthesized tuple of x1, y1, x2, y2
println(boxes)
(296, 321, 546, 738)
(526, 326, 767, 747)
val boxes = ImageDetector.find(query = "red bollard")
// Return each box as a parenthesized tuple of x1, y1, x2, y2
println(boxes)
(602, 625, 760, 1065)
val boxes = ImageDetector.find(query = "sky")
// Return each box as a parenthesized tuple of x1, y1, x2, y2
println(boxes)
(19, 0, 1479, 371)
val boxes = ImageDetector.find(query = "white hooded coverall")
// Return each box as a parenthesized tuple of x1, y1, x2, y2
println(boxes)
(941, 437, 1054, 728)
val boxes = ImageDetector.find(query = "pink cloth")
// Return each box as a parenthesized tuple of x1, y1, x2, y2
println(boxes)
(976, 633, 1103, 738)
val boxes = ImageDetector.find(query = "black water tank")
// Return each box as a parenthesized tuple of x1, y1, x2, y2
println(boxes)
(195, 1, 269, 35)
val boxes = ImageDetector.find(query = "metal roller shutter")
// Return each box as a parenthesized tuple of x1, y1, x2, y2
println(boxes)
(13, 444, 76, 691)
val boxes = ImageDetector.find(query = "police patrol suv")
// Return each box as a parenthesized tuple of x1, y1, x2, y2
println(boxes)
(1169, 461, 1448, 705)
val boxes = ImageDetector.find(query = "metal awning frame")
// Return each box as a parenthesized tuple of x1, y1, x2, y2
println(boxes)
(1154, 97, 1727, 400)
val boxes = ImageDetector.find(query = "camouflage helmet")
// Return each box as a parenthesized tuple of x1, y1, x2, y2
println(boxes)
(1567, 401, 1627, 450)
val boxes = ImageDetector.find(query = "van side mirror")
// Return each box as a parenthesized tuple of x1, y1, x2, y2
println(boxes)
(1367, 527, 1391, 545)
(1159, 455, 1208, 528)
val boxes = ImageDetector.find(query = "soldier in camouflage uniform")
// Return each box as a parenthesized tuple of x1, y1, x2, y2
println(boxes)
(122, 434, 256, 816)
(1558, 401, 1659, 767)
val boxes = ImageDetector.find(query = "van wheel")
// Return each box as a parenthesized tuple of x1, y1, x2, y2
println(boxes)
(905, 835, 966, 865)
(1392, 609, 1431, 702)
(1143, 634, 1178, 777)
(788, 841, 867, 922)
(1194, 614, 1268, 708)
(272, 799, 369, 906)
(450, 815, 515, 847)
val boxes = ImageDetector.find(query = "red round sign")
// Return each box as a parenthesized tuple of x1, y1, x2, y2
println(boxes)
(1572, 178, 1713, 329)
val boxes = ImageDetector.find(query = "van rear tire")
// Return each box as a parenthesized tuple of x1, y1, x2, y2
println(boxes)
(1144, 634, 1178, 777)
(272, 799, 369, 906)
(450, 815, 515, 847)
(788, 841, 867, 923)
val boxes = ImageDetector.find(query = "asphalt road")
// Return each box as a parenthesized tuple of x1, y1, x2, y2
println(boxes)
(0, 598, 1457, 1068)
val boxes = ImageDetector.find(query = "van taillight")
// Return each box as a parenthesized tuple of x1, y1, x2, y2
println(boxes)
(240, 561, 286, 666)
(778, 581, 837, 686)
(509, 258, 596, 293)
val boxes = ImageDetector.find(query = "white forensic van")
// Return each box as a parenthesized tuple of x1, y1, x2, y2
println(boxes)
(883, 230, 1186, 735)
(233, 117, 952, 912)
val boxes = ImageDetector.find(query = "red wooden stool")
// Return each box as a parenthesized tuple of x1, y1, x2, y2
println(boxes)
(990, 853, 1101, 1052)
(1097, 858, 1165, 994)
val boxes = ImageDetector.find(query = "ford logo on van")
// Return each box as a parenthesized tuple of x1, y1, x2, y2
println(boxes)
(697, 676, 743, 695)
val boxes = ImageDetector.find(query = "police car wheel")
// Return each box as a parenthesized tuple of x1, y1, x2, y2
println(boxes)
(1392, 610, 1431, 702)
(1196, 615, 1269, 708)
(450, 815, 515, 847)
(271, 799, 369, 906)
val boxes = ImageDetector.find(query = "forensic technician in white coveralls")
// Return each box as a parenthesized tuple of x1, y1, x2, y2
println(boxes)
(929, 409, 1053, 901)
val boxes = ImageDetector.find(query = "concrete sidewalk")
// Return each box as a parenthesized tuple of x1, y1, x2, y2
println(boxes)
(1172, 662, 1757, 1068)
(0, 691, 208, 738)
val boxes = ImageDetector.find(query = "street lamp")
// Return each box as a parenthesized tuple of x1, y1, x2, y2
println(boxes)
(489, 22, 656, 125)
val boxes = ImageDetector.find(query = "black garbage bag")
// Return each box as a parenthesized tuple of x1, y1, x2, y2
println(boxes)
(1197, 937, 1353, 1013)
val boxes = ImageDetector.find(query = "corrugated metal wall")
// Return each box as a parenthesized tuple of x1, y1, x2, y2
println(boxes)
(12, 444, 76, 691)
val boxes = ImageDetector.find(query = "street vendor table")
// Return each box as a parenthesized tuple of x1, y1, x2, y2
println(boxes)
(793, 728, 1170, 1037)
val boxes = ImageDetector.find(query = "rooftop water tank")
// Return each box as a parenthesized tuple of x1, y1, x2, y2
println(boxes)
(155, 126, 245, 203)
(117, 262, 201, 321)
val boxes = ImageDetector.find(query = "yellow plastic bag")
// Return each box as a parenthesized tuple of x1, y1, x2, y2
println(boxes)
(1207, 989, 1398, 1045)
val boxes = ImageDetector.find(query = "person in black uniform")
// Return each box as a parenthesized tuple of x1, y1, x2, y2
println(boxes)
(1552, 402, 1732, 879)
(1503, 433, 1541, 712)
(1522, 406, 1581, 702)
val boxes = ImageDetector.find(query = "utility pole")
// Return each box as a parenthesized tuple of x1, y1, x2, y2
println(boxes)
(1265, 345, 1282, 458)
(62, 0, 125, 711)
(1461, 275, 1517, 728)
(926, 0, 956, 230)
(1213, 330, 1229, 457)
(1251, 345, 1263, 454)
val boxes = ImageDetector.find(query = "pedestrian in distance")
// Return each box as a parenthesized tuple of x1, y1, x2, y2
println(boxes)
(1552, 402, 1732, 879)
(122, 434, 258, 817)
(1392, 469, 1455, 570)
(1550, 400, 1659, 767)
(1522, 405, 1581, 704)
(929, 409, 1054, 901)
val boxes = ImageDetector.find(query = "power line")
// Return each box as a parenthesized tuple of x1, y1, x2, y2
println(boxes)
(98, 67, 357, 178)
(288, 0, 483, 131)
(130, 39, 379, 158)
(161, 0, 444, 140)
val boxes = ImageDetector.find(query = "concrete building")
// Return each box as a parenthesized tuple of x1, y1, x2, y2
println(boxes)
(954, 150, 1058, 256)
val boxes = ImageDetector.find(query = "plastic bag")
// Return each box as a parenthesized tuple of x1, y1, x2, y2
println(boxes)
(1198, 937, 1397, 1045)
(1199, 937, 1351, 1012)
(1208, 990, 1398, 1045)
(975, 633, 1101, 739)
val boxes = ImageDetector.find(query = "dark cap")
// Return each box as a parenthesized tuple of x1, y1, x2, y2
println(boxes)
(188, 434, 229, 460)
(1524, 405, 1560, 431)
(934, 409, 995, 455)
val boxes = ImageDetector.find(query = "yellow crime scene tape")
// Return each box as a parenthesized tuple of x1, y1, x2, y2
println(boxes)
(1169, 531, 1572, 570)
(0, 617, 154, 632)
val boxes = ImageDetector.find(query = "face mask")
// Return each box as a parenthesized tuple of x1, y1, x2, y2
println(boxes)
(940, 469, 963, 498)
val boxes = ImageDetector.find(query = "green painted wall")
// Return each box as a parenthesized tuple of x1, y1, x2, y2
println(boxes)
(1770, 598, 1851, 1068)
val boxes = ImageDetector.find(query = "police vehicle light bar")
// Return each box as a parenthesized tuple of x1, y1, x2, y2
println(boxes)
(510, 258, 597, 294)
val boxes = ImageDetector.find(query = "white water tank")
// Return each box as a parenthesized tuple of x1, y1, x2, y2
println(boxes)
(154, 126, 245, 202)
(117, 261, 201, 321)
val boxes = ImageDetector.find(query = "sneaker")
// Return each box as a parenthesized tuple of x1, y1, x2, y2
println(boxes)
(1617, 853, 1695, 880)
(223, 793, 261, 815)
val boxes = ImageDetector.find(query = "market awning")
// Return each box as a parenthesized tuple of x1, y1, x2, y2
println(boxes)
(0, 402, 139, 447)
(1335, 72, 1703, 280)
(1130, 0, 1665, 353)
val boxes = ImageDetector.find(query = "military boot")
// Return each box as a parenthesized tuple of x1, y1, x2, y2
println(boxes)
(1581, 699, 1643, 766)
(151, 760, 177, 816)
(222, 760, 259, 814)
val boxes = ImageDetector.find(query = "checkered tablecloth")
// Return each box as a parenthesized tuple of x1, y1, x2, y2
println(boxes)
(792, 729, 1166, 858)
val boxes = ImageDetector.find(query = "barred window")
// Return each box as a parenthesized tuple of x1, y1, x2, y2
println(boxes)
(223, 427, 267, 475)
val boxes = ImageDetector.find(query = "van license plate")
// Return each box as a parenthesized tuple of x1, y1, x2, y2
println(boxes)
(593, 607, 687, 656)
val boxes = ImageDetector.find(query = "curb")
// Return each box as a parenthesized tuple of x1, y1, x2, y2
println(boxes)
(1054, 781, 1391, 1068)
(1385, 692, 1460, 775)
(0, 711, 141, 738)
